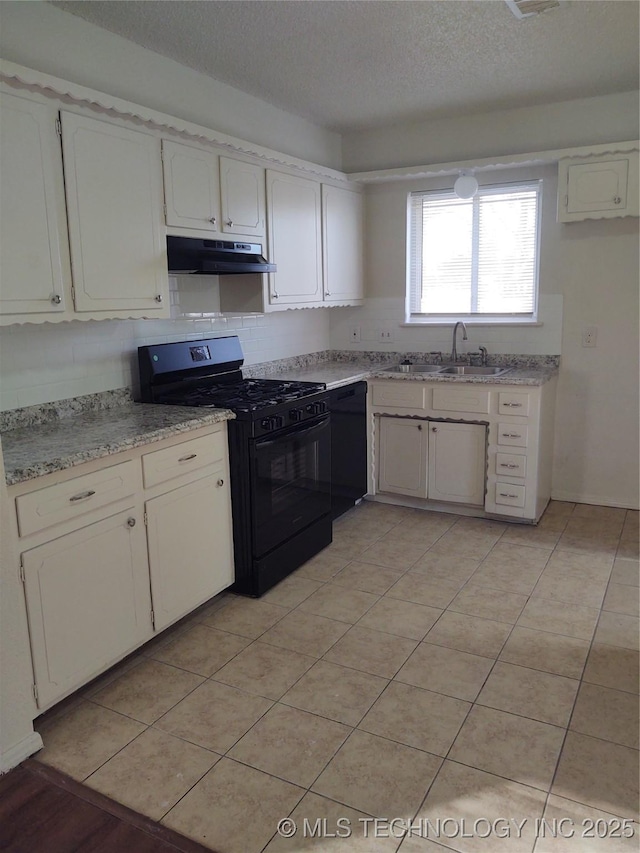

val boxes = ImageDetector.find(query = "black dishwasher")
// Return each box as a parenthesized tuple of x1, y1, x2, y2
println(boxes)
(329, 381, 368, 519)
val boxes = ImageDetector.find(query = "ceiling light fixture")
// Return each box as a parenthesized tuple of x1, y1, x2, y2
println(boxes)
(453, 172, 479, 199)
(505, 0, 563, 20)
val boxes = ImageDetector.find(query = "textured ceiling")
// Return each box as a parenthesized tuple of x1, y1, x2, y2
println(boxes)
(50, 0, 639, 133)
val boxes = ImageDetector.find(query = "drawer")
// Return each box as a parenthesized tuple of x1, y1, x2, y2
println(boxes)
(496, 452, 527, 478)
(497, 423, 528, 447)
(371, 382, 426, 410)
(498, 392, 530, 416)
(16, 461, 137, 538)
(142, 431, 225, 489)
(432, 387, 490, 414)
(495, 481, 526, 508)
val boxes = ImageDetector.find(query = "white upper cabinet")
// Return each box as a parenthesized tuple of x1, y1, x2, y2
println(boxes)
(266, 170, 323, 306)
(162, 142, 266, 239)
(162, 139, 220, 231)
(558, 152, 639, 221)
(0, 91, 72, 322)
(322, 184, 364, 304)
(220, 156, 265, 237)
(61, 111, 168, 316)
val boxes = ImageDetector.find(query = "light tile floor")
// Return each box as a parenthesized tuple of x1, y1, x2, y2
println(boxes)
(35, 500, 639, 853)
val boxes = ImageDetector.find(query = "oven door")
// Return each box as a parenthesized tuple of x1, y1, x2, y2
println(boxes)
(249, 415, 331, 558)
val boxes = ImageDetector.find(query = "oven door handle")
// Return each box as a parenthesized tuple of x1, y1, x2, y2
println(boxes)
(255, 415, 329, 449)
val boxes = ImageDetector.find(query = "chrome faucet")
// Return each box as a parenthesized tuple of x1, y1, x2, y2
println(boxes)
(451, 321, 468, 363)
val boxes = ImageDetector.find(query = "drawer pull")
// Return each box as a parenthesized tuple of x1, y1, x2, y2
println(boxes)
(503, 402, 523, 408)
(501, 433, 521, 439)
(69, 490, 96, 502)
(500, 463, 520, 469)
(217, 478, 224, 487)
(127, 517, 136, 527)
(178, 453, 198, 462)
(499, 491, 519, 499)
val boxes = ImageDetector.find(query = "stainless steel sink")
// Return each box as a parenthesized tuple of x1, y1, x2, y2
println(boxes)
(440, 365, 511, 376)
(381, 364, 445, 374)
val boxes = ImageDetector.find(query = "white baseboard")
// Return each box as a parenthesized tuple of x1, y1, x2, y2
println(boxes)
(551, 490, 639, 511)
(0, 730, 43, 774)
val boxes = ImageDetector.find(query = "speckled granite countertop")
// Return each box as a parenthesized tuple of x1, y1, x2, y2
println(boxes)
(271, 361, 557, 389)
(2, 403, 234, 486)
(367, 366, 558, 386)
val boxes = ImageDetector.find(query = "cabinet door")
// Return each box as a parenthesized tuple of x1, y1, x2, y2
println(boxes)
(428, 422, 486, 506)
(22, 510, 150, 709)
(377, 416, 428, 498)
(162, 139, 220, 231)
(146, 473, 234, 631)
(0, 92, 70, 318)
(558, 153, 639, 221)
(220, 156, 265, 237)
(266, 170, 322, 305)
(61, 111, 167, 314)
(322, 184, 364, 303)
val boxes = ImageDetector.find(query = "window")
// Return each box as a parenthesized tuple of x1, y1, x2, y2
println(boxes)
(408, 181, 542, 323)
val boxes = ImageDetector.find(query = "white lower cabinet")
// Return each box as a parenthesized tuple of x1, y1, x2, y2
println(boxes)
(10, 423, 234, 712)
(377, 416, 486, 506)
(378, 417, 428, 498)
(146, 471, 233, 632)
(22, 509, 150, 709)
(427, 422, 486, 506)
(371, 377, 557, 521)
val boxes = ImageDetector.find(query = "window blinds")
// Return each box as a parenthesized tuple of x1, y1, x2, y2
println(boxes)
(409, 182, 541, 317)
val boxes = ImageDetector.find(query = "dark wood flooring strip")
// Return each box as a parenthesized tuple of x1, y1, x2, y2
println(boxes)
(0, 760, 217, 853)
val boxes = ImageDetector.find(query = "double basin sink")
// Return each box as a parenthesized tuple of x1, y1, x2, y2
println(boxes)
(382, 364, 511, 377)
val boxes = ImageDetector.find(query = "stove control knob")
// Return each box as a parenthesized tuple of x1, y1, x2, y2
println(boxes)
(306, 401, 327, 416)
(289, 408, 304, 422)
(261, 415, 285, 432)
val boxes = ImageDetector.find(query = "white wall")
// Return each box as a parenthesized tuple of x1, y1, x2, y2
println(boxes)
(0, 309, 331, 411)
(332, 164, 639, 509)
(0, 1, 342, 170)
(342, 91, 640, 173)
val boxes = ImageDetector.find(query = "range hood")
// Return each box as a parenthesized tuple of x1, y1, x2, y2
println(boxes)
(167, 236, 276, 275)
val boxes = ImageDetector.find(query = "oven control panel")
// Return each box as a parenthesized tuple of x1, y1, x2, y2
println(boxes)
(255, 397, 328, 436)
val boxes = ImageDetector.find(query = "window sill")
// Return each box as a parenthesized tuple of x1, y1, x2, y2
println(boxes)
(402, 319, 543, 328)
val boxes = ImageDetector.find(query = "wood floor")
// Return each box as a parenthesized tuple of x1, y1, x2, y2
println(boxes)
(0, 759, 216, 853)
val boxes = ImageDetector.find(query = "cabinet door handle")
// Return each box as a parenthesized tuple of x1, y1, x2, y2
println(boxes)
(500, 463, 519, 469)
(613, 196, 621, 204)
(69, 489, 96, 502)
(127, 517, 136, 527)
(178, 453, 197, 462)
(226, 219, 233, 227)
(217, 478, 224, 487)
(209, 216, 217, 225)
(50, 293, 62, 305)
(272, 292, 279, 299)
(417, 424, 422, 431)
(431, 426, 438, 432)
(155, 294, 163, 303)
(501, 433, 522, 439)
(499, 492, 518, 499)
(503, 402, 522, 408)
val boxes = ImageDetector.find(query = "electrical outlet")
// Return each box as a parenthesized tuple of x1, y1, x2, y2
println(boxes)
(378, 327, 394, 343)
(348, 325, 361, 343)
(582, 326, 598, 347)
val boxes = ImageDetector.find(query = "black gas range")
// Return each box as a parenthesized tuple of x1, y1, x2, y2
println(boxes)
(138, 336, 332, 596)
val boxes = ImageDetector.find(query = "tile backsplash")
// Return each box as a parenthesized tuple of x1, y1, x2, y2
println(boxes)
(0, 310, 330, 411)
(0, 295, 563, 412)
(329, 295, 563, 357)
